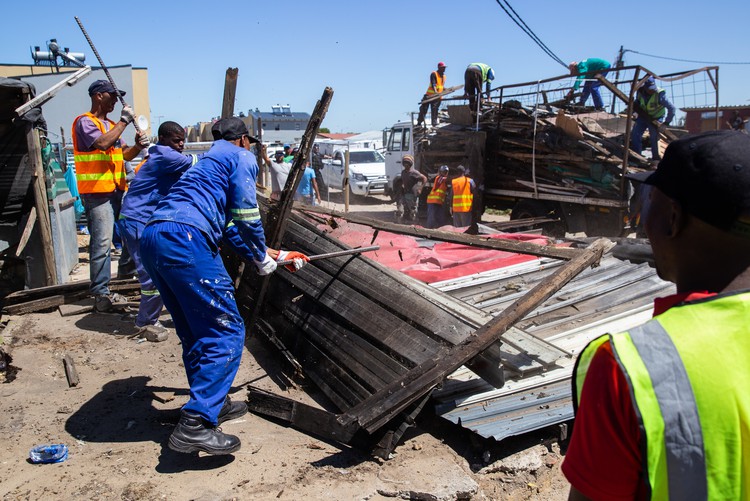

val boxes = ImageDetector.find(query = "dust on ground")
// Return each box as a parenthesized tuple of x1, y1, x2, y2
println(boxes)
(0, 193, 571, 500)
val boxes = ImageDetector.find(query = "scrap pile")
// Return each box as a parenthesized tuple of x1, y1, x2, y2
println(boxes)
(421, 102, 655, 201)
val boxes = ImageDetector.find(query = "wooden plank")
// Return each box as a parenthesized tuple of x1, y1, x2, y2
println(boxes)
(4, 278, 139, 304)
(63, 354, 79, 387)
(338, 238, 609, 433)
(15, 206, 37, 257)
(58, 298, 95, 317)
(26, 127, 57, 285)
(247, 387, 359, 442)
(3, 295, 67, 315)
(220, 68, 238, 119)
(295, 205, 580, 261)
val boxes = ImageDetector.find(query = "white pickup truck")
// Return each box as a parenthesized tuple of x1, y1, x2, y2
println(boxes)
(318, 148, 388, 197)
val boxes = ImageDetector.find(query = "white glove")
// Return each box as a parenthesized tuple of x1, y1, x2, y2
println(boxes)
(254, 252, 277, 275)
(277, 250, 308, 272)
(120, 105, 135, 124)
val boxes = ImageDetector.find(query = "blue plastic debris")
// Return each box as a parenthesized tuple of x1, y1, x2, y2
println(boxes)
(29, 444, 68, 464)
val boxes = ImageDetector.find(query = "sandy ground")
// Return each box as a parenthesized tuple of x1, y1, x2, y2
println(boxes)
(0, 193, 571, 501)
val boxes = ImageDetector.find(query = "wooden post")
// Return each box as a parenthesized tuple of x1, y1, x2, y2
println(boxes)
(26, 126, 57, 285)
(221, 68, 239, 119)
(344, 149, 350, 212)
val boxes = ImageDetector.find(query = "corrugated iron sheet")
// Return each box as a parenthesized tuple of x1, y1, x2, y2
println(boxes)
(431, 253, 674, 442)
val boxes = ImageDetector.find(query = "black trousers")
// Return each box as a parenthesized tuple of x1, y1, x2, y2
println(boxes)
(417, 94, 440, 126)
(464, 67, 483, 113)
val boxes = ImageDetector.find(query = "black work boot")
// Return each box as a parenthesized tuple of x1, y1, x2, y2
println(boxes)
(217, 395, 248, 424)
(168, 411, 241, 455)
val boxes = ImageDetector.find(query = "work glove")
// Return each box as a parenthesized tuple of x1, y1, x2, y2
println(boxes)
(277, 250, 309, 272)
(135, 131, 149, 148)
(253, 252, 278, 275)
(120, 105, 135, 125)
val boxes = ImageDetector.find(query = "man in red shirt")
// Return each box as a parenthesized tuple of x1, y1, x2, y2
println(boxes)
(563, 130, 750, 500)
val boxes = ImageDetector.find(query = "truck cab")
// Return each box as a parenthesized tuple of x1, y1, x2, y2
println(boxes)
(383, 121, 415, 199)
(319, 147, 387, 197)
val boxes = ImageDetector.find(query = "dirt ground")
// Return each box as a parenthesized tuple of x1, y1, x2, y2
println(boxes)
(0, 193, 571, 500)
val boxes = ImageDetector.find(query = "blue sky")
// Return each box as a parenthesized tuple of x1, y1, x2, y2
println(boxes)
(3, 0, 749, 133)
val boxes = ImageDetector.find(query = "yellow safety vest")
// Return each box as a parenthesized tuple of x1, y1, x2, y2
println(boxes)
(72, 112, 126, 194)
(638, 89, 667, 120)
(426, 71, 445, 96)
(574, 291, 750, 500)
(451, 175, 473, 213)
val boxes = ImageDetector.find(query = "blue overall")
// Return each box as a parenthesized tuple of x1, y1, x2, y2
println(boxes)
(141, 140, 267, 425)
(119, 144, 201, 327)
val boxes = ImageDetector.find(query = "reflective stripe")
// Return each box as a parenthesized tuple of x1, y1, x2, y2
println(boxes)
(451, 176, 473, 212)
(573, 334, 611, 407)
(426, 71, 445, 95)
(230, 208, 261, 221)
(427, 176, 448, 204)
(629, 321, 707, 500)
(76, 171, 126, 182)
(141, 289, 160, 297)
(189, 154, 199, 166)
(638, 90, 667, 119)
(74, 152, 124, 162)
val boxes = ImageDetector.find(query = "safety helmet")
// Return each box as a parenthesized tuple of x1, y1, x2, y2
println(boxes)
(439, 165, 449, 174)
(487, 68, 495, 81)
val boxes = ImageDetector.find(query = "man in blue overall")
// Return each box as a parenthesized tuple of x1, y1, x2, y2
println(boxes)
(140, 117, 308, 455)
(118, 120, 202, 341)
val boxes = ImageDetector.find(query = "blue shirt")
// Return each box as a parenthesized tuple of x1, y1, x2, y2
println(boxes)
(296, 167, 316, 197)
(121, 144, 201, 224)
(148, 140, 267, 262)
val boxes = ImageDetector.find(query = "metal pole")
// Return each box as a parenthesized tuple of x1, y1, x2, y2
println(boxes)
(344, 148, 350, 212)
(74, 16, 142, 135)
(276, 245, 380, 266)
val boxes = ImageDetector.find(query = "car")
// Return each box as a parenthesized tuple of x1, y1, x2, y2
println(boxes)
(318, 148, 387, 197)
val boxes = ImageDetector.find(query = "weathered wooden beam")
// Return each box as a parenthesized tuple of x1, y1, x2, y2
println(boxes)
(15, 206, 37, 257)
(63, 354, 79, 387)
(296, 204, 580, 260)
(220, 68, 238, 120)
(338, 238, 609, 433)
(26, 127, 57, 285)
(3, 279, 140, 305)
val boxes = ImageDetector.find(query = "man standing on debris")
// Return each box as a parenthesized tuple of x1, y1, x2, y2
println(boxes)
(566, 58, 611, 110)
(140, 117, 309, 455)
(261, 146, 291, 201)
(563, 130, 750, 500)
(118, 121, 202, 342)
(417, 62, 447, 128)
(72, 79, 149, 313)
(448, 165, 475, 227)
(426, 165, 450, 228)
(464, 63, 495, 114)
(631, 77, 675, 161)
(398, 155, 427, 222)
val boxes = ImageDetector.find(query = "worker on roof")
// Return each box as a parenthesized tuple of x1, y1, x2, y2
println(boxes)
(72, 79, 149, 313)
(566, 58, 611, 110)
(464, 63, 495, 115)
(448, 165, 475, 227)
(140, 117, 309, 456)
(426, 165, 450, 228)
(118, 120, 203, 342)
(417, 62, 447, 128)
(631, 76, 676, 162)
(563, 130, 750, 500)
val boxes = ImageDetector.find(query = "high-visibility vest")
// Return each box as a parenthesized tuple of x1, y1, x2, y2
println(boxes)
(638, 89, 667, 120)
(426, 71, 445, 95)
(427, 175, 448, 204)
(468, 63, 492, 82)
(72, 112, 126, 194)
(451, 175, 473, 213)
(573, 291, 750, 500)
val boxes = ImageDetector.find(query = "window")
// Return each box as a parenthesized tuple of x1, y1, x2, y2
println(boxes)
(403, 128, 411, 152)
(388, 128, 403, 151)
(349, 150, 385, 163)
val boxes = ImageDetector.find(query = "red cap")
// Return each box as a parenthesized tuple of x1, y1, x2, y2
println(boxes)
(438, 62, 446, 68)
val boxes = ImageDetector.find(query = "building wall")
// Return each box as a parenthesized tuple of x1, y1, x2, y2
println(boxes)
(2, 64, 150, 139)
(683, 107, 750, 134)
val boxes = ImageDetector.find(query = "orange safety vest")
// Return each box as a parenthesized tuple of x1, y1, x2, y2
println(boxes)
(425, 71, 445, 95)
(451, 175, 473, 213)
(72, 112, 126, 194)
(427, 175, 448, 204)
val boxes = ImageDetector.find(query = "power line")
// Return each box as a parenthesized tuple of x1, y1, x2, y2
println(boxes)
(494, 0, 567, 68)
(624, 49, 750, 66)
